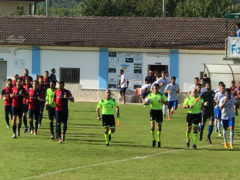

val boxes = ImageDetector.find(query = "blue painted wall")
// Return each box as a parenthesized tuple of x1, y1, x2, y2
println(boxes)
(32, 46, 40, 75)
(99, 48, 109, 89)
(170, 49, 179, 82)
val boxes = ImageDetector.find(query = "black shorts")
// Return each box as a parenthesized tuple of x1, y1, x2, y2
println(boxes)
(5, 105, 12, 116)
(202, 109, 214, 123)
(187, 113, 201, 126)
(12, 107, 23, 118)
(102, 115, 115, 128)
(120, 88, 127, 95)
(47, 107, 55, 120)
(28, 109, 40, 120)
(23, 104, 28, 113)
(150, 109, 163, 123)
(56, 110, 68, 124)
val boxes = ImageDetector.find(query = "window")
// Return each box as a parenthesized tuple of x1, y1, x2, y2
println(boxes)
(60, 68, 80, 83)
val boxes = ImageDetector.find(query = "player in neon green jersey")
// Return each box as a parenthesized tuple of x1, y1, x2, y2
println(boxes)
(144, 84, 168, 148)
(96, 89, 120, 146)
(45, 81, 57, 139)
(183, 88, 204, 150)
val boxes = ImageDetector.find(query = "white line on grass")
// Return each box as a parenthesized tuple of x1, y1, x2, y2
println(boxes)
(18, 140, 240, 180)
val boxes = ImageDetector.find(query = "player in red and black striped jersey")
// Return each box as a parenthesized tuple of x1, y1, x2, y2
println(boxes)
(20, 69, 32, 85)
(53, 81, 74, 143)
(12, 74, 19, 87)
(22, 77, 32, 133)
(10, 78, 28, 138)
(43, 71, 50, 88)
(1, 79, 13, 127)
(28, 81, 43, 135)
(38, 76, 47, 127)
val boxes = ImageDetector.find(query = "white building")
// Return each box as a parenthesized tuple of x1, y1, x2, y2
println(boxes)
(0, 16, 237, 102)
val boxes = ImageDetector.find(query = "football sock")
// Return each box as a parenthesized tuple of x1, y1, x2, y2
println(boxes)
(151, 130, 155, 141)
(35, 120, 38, 131)
(30, 121, 34, 129)
(5, 111, 9, 126)
(50, 122, 54, 135)
(13, 125, 16, 134)
(217, 121, 221, 134)
(18, 123, 21, 131)
(163, 105, 166, 116)
(230, 130, 234, 145)
(108, 129, 112, 135)
(208, 125, 213, 137)
(200, 124, 204, 135)
(186, 131, 190, 142)
(223, 129, 227, 143)
(104, 132, 109, 144)
(57, 124, 61, 138)
(157, 130, 161, 142)
(23, 115, 27, 128)
(63, 123, 67, 134)
(193, 132, 198, 145)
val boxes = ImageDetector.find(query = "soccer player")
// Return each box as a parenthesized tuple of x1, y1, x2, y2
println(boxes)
(20, 69, 32, 85)
(230, 80, 237, 94)
(214, 84, 226, 136)
(45, 81, 57, 139)
(49, 68, 57, 83)
(1, 79, 13, 128)
(96, 89, 120, 146)
(199, 82, 215, 144)
(200, 78, 206, 94)
(43, 71, 50, 88)
(196, 83, 202, 96)
(158, 71, 169, 117)
(28, 80, 42, 135)
(183, 88, 204, 149)
(188, 77, 200, 96)
(22, 77, 32, 133)
(118, 69, 128, 104)
(144, 84, 168, 148)
(219, 88, 236, 149)
(38, 76, 47, 127)
(10, 78, 27, 138)
(140, 83, 151, 101)
(53, 81, 74, 143)
(164, 76, 179, 120)
(12, 74, 19, 87)
(145, 70, 156, 84)
(34, 75, 39, 82)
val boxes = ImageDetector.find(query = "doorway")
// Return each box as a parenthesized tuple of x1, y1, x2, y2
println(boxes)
(148, 65, 168, 77)
(0, 61, 7, 91)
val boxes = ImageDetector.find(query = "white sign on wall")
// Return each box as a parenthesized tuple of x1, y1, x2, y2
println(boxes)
(15, 59, 25, 68)
(108, 52, 143, 89)
(227, 37, 240, 58)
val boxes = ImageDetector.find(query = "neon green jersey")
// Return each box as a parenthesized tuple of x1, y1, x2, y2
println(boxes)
(147, 92, 167, 110)
(183, 96, 203, 114)
(97, 98, 119, 115)
(46, 88, 57, 108)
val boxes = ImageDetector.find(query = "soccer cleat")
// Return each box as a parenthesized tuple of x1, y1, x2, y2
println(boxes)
(30, 129, 34, 135)
(230, 144, 234, 149)
(7, 125, 10, 128)
(12, 134, 17, 139)
(186, 140, 190, 148)
(58, 138, 62, 144)
(192, 144, 197, 150)
(106, 143, 110, 146)
(207, 136, 212, 144)
(50, 135, 55, 140)
(109, 134, 111, 141)
(24, 128, 28, 133)
(224, 142, 229, 149)
(34, 130, 37, 135)
(157, 142, 161, 148)
(152, 140, 156, 147)
(218, 133, 222, 137)
(168, 117, 171, 120)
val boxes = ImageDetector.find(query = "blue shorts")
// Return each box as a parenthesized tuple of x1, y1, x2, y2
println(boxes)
(168, 100, 178, 110)
(222, 117, 235, 129)
(120, 88, 127, 95)
(214, 106, 221, 120)
(141, 92, 149, 99)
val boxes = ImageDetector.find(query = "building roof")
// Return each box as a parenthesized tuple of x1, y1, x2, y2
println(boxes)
(0, 0, 44, 2)
(0, 16, 237, 49)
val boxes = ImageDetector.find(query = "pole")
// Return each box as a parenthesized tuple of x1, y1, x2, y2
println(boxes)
(162, 0, 166, 17)
(46, 0, 50, 16)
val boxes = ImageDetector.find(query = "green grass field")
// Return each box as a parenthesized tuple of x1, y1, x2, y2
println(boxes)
(0, 100, 240, 180)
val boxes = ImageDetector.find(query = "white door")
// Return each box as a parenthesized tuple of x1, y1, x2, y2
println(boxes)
(0, 61, 7, 91)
